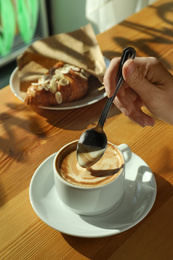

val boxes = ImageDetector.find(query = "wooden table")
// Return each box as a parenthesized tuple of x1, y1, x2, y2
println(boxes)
(1, 0, 173, 259)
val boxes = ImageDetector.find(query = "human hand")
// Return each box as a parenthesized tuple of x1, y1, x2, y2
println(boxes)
(103, 57, 173, 127)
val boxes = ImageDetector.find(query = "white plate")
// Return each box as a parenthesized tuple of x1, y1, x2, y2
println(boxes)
(10, 58, 110, 110)
(29, 152, 157, 238)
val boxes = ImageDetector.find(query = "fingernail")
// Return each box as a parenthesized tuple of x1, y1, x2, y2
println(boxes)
(136, 117, 146, 127)
(125, 59, 136, 75)
(120, 108, 128, 116)
(105, 85, 111, 97)
(147, 118, 155, 127)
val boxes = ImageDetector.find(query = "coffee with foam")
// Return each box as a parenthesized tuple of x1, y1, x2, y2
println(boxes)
(56, 142, 123, 187)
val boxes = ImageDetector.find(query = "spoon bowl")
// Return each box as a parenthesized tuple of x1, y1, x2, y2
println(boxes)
(77, 47, 136, 168)
(77, 126, 107, 168)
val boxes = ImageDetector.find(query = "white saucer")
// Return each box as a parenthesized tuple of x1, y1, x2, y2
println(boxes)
(29, 152, 157, 238)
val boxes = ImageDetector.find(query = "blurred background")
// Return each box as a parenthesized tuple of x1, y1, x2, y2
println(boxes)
(0, 0, 156, 89)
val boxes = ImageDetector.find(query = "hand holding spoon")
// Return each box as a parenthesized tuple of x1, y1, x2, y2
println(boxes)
(77, 47, 136, 168)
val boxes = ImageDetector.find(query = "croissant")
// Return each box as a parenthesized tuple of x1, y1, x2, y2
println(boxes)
(24, 62, 89, 106)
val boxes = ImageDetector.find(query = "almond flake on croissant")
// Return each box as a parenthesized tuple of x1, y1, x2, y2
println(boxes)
(25, 62, 89, 106)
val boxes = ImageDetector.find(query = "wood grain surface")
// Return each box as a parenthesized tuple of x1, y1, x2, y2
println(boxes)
(1, 0, 173, 259)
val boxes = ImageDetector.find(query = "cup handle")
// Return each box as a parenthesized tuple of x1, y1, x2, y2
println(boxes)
(118, 143, 132, 163)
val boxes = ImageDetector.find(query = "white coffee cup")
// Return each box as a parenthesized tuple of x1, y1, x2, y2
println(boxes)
(53, 140, 131, 216)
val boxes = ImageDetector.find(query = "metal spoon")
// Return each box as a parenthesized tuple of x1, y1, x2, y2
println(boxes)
(77, 47, 136, 168)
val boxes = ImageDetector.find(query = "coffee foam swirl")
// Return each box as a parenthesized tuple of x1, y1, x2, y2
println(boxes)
(58, 143, 123, 187)
(77, 144, 106, 168)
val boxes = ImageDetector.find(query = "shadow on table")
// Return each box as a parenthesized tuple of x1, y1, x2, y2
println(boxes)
(61, 173, 173, 259)
(0, 105, 47, 161)
(26, 98, 121, 132)
(103, 2, 173, 71)
(0, 98, 120, 164)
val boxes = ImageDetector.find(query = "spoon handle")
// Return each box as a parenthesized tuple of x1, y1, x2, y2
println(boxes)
(97, 47, 136, 129)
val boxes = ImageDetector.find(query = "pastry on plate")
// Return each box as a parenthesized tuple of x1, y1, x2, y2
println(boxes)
(24, 61, 89, 106)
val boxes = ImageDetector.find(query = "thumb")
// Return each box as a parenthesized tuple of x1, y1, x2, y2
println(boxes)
(122, 59, 154, 102)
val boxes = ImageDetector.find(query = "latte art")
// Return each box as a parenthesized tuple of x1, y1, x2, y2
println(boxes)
(58, 143, 123, 187)
(77, 144, 106, 168)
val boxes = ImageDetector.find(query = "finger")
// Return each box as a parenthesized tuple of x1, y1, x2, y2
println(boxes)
(114, 95, 155, 127)
(124, 105, 155, 127)
(103, 57, 121, 97)
(114, 85, 140, 116)
(117, 87, 139, 108)
(122, 58, 158, 104)
(132, 57, 173, 85)
(129, 110, 155, 127)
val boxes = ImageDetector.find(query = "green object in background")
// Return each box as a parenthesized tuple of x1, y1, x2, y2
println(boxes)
(0, 0, 16, 55)
(16, 0, 39, 44)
